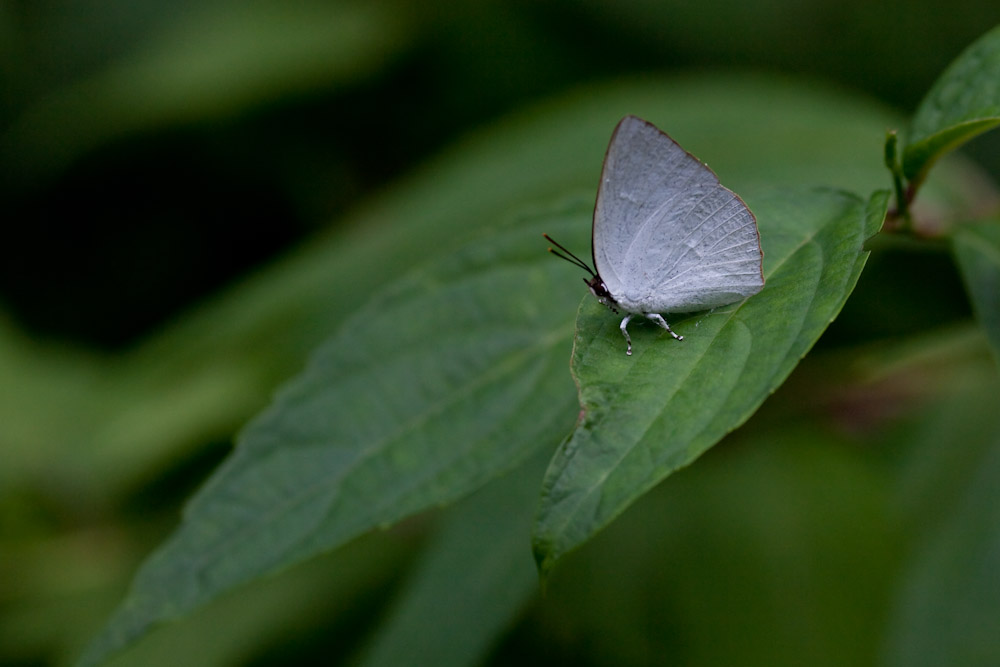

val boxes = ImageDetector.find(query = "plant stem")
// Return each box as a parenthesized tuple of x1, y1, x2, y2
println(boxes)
(884, 130, 912, 231)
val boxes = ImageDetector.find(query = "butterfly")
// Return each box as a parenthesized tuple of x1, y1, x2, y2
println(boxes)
(546, 115, 764, 355)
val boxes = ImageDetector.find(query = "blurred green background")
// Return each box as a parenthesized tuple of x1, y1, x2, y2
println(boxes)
(3, 0, 1000, 349)
(3, 1, 1000, 666)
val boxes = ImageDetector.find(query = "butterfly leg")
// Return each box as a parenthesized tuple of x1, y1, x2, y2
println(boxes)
(644, 313, 684, 341)
(619, 314, 635, 356)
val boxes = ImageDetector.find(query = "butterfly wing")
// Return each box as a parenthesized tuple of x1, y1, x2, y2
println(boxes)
(592, 116, 764, 313)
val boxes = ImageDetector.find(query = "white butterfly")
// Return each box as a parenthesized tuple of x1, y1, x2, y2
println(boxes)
(546, 115, 764, 355)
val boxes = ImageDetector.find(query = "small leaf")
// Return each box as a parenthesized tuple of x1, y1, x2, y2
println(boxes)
(903, 24, 1000, 183)
(532, 187, 888, 575)
(952, 220, 1000, 366)
(75, 203, 584, 667)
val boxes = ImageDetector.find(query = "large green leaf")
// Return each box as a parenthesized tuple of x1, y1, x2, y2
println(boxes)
(74, 202, 582, 667)
(532, 187, 888, 574)
(952, 220, 1000, 366)
(903, 24, 1000, 183)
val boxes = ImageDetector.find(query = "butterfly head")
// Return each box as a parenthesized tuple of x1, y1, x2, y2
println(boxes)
(543, 233, 622, 314)
(585, 276, 619, 314)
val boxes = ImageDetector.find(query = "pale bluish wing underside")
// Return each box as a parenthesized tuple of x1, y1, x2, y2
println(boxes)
(593, 116, 763, 313)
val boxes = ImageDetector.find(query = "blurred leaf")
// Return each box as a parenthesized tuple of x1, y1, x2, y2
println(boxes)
(883, 375, 1000, 667)
(354, 453, 545, 667)
(546, 425, 898, 667)
(96, 530, 411, 667)
(552, 0, 1000, 117)
(1, 1, 413, 184)
(903, 24, 1000, 183)
(952, 219, 1000, 366)
(532, 188, 888, 574)
(0, 526, 408, 667)
(75, 202, 582, 667)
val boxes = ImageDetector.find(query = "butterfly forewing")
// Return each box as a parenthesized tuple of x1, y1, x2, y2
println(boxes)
(592, 115, 763, 314)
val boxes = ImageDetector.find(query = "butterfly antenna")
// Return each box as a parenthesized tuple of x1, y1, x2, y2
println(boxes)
(543, 233, 596, 277)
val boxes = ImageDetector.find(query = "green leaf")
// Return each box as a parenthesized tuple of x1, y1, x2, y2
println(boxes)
(953, 220, 1000, 367)
(91, 531, 410, 667)
(75, 203, 583, 667)
(532, 187, 888, 575)
(548, 425, 898, 666)
(888, 444, 1000, 666)
(884, 375, 1000, 667)
(354, 453, 545, 667)
(903, 24, 1000, 183)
